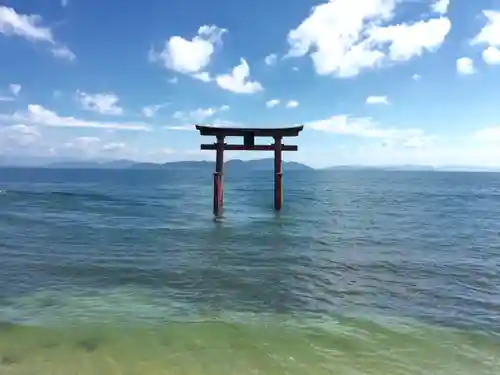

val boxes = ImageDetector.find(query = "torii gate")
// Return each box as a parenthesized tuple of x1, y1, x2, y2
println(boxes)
(195, 125, 303, 217)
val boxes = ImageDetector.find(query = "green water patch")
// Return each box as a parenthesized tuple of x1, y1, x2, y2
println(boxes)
(0, 317, 498, 375)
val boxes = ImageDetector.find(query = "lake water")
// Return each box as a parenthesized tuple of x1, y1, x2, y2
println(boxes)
(0, 167, 499, 374)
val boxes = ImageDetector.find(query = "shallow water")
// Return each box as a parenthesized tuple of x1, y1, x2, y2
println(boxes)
(0, 167, 499, 374)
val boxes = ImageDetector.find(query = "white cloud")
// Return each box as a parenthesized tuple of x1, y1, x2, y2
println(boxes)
(483, 46, 500, 65)
(166, 125, 196, 131)
(2, 104, 149, 131)
(212, 118, 239, 127)
(9, 84, 21, 96)
(474, 126, 500, 142)
(51, 45, 76, 61)
(327, 140, 500, 169)
(173, 105, 229, 122)
(266, 99, 280, 108)
(102, 142, 126, 151)
(71, 136, 100, 146)
(166, 117, 239, 131)
(151, 24, 225, 78)
(192, 71, 212, 82)
(0, 6, 54, 42)
(0, 6, 75, 60)
(456, 57, 475, 75)
(368, 17, 451, 62)
(286, 100, 299, 108)
(285, 0, 451, 78)
(305, 114, 424, 140)
(431, 0, 449, 15)
(402, 136, 426, 149)
(8, 124, 40, 137)
(76, 91, 124, 115)
(0, 126, 179, 161)
(63, 137, 109, 156)
(198, 25, 224, 39)
(161, 147, 175, 155)
(143, 105, 160, 118)
(265, 53, 278, 66)
(0, 84, 21, 101)
(412, 73, 422, 80)
(366, 95, 389, 104)
(168, 77, 178, 84)
(471, 11, 500, 66)
(55, 138, 143, 160)
(215, 59, 263, 94)
(189, 108, 218, 121)
(313, 139, 488, 168)
(0, 124, 41, 148)
(472, 10, 500, 47)
(142, 103, 168, 118)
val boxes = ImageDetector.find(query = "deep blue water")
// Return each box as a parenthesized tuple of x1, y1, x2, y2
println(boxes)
(0, 167, 499, 374)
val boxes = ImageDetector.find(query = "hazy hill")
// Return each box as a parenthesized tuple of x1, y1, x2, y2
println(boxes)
(38, 158, 313, 171)
(225, 159, 313, 171)
(45, 159, 136, 169)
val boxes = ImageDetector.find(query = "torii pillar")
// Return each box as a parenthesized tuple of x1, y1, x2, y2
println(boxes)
(195, 125, 303, 217)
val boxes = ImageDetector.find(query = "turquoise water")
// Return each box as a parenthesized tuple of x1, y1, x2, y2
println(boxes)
(0, 167, 499, 374)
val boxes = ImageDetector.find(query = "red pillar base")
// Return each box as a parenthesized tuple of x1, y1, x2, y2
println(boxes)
(213, 172, 223, 216)
(274, 172, 283, 211)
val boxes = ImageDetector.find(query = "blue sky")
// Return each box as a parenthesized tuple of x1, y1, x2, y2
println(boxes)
(1, 0, 500, 168)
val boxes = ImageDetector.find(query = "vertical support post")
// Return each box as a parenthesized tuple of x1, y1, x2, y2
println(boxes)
(274, 136, 283, 211)
(213, 135, 225, 217)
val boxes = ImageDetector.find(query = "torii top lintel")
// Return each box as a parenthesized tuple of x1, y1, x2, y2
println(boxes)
(195, 125, 304, 137)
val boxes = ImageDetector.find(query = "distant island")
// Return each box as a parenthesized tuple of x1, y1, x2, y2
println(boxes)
(40, 158, 314, 171)
(324, 165, 500, 172)
(324, 165, 437, 171)
(2, 156, 500, 172)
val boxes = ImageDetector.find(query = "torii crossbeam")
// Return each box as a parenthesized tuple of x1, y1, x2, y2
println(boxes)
(195, 125, 303, 217)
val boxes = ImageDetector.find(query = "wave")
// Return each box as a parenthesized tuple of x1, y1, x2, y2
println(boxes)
(0, 291, 498, 375)
(2, 189, 140, 206)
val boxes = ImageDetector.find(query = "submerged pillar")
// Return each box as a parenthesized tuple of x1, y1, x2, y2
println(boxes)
(213, 135, 225, 217)
(274, 136, 283, 211)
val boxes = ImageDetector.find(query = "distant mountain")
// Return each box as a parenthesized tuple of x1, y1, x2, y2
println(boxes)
(324, 165, 437, 171)
(0, 155, 62, 167)
(39, 158, 313, 171)
(323, 165, 377, 171)
(3, 156, 499, 172)
(46, 159, 136, 169)
(433, 165, 500, 172)
(129, 160, 214, 170)
(225, 158, 313, 171)
(4, 157, 500, 172)
(127, 162, 162, 170)
(323, 165, 500, 172)
(378, 165, 437, 171)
